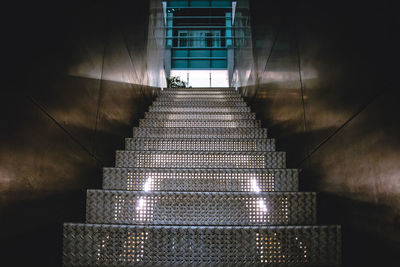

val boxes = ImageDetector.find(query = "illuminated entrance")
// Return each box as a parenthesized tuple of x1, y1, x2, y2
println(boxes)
(170, 69, 229, 87)
(164, 0, 234, 87)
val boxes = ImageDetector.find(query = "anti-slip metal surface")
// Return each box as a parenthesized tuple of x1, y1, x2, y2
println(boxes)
(63, 88, 341, 266)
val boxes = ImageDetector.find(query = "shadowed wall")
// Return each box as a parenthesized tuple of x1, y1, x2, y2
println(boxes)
(1, 0, 164, 266)
(238, 1, 397, 266)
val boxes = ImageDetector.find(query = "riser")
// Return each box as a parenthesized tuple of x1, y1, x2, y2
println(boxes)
(149, 106, 251, 112)
(158, 94, 241, 98)
(115, 151, 286, 169)
(63, 224, 341, 266)
(103, 168, 299, 192)
(161, 89, 236, 93)
(145, 112, 256, 120)
(155, 98, 243, 103)
(139, 119, 261, 128)
(125, 138, 275, 152)
(160, 89, 236, 93)
(157, 94, 242, 100)
(132, 127, 268, 139)
(86, 191, 316, 226)
(152, 101, 247, 107)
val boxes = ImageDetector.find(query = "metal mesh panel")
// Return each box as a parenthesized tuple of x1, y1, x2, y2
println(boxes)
(139, 119, 260, 128)
(152, 101, 248, 107)
(160, 91, 238, 94)
(159, 94, 240, 98)
(86, 191, 316, 225)
(161, 89, 236, 93)
(157, 95, 242, 100)
(149, 106, 251, 112)
(63, 86, 341, 266)
(63, 224, 341, 266)
(160, 90, 237, 94)
(132, 127, 268, 139)
(102, 168, 299, 192)
(145, 112, 256, 120)
(125, 138, 275, 152)
(115, 151, 286, 168)
(155, 99, 245, 104)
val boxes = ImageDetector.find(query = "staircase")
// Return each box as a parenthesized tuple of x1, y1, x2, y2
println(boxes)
(63, 88, 341, 266)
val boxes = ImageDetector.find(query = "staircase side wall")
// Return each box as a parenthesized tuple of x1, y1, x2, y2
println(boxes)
(1, 0, 162, 266)
(240, 1, 397, 266)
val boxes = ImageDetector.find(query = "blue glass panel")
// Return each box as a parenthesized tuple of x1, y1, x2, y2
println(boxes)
(173, 50, 189, 57)
(211, 49, 227, 57)
(189, 59, 211, 68)
(211, 0, 232, 7)
(172, 59, 189, 68)
(189, 50, 211, 57)
(211, 59, 227, 68)
(190, 0, 210, 7)
(168, 1, 189, 7)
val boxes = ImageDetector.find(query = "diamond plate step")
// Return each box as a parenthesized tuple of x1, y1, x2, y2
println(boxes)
(152, 101, 247, 107)
(148, 106, 251, 112)
(160, 90, 238, 93)
(125, 138, 275, 152)
(86, 191, 316, 225)
(115, 151, 286, 168)
(63, 224, 341, 266)
(132, 127, 268, 139)
(157, 95, 242, 100)
(144, 112, 256, 120)
(162, 89, 236, 93)
(159, 92, 240, 98)
(155, 98, 244, 103)
(102, 167, 299, 192)
(139, 119, 260, 128)
(158, 94, 242, 99)
(62, 84, 342, 267)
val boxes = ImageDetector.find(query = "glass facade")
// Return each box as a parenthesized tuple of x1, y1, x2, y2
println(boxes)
(166, 0, 233, 70)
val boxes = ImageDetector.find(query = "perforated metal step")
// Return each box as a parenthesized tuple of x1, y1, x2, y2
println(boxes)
(155, 98, 244, 103)
(125, 138, 275, 152)
(149, 106, 251, 112)
(132, 127, 268, 139)
(86, 190, 316, 225)
(160, 88, 238, 94)
(159, 92, 240, 98)
(156, 96, 243, 103)
(102, 167, 298, 192)
(115, 151, 286, 168)
(162, 89, 236, 93)
(63, 85, 341, 266)
(63, 224, 341, 266)
(152, 101, 247, 107)
(157, 95, 242, 100)
(145, 112, 256, 120)
(139, 119, 260, 128)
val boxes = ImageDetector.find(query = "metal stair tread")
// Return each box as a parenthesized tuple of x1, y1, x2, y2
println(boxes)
(62, 85, 341, 266)
(149, 106, 252, 112)
(115, 150, 286, 168)
(132, 127, 268, 139)
(139, 119, 261, 128)
(124, 137, 275, 152)
(152, 101, 248, 106)
(102, 167, 299, 192)
(144, 112, 256, 120)
(85, 190, 317, 226)
(63, 223, 341, 266)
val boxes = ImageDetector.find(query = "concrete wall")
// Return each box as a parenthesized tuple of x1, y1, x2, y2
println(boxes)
(241, 1, 397, 266)
(1, 0, 164, 265)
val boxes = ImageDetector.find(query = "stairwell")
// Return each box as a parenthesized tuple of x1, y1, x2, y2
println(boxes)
(63, 88, 341, 266)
